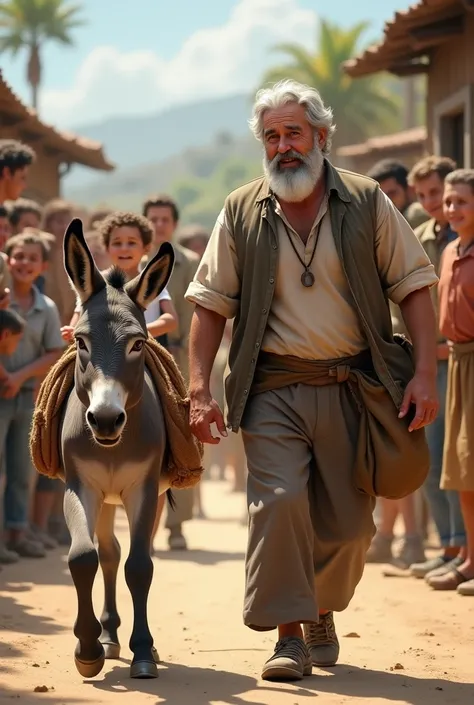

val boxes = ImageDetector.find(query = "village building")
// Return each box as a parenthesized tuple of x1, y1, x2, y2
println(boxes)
(0, 70, 113, 202)
(335, 126, 428, 175)
(343, 0, 474, 169)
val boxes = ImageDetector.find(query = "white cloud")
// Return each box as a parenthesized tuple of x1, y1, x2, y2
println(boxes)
(41, 0, 317, 128)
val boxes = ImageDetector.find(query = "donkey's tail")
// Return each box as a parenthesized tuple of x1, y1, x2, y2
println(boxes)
(166, 489, 176, 511)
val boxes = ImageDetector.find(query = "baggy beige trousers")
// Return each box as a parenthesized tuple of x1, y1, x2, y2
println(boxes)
(240, 382, 376, 631)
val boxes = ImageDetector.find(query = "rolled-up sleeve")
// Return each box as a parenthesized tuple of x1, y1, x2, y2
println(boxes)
(375, 189, 438, 304)
(185, 207, 241, 319)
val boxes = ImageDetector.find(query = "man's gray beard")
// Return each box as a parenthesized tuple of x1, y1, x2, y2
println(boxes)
(263, 144, 325, 203)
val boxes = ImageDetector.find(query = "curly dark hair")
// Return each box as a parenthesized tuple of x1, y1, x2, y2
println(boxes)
(0, 139, 35, 177)
(0, 308, 25, 335)
(98, 211, 154, 248)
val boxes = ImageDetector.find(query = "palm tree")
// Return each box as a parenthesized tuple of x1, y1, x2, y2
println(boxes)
(260, 20, 401, 148)
(0, 0, 85, 111)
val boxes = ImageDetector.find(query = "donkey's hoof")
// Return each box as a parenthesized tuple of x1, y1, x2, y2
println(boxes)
(74, 650, 105, 678)
(130, 660, 159, 679)
(152, 646, 160, 663)
(102, 642, 121, 660)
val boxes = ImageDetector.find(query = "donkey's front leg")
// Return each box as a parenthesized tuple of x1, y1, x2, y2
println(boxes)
(96, 503, 121, 659)
(122, 479, 159, 679)
(64, 481, 104, 678)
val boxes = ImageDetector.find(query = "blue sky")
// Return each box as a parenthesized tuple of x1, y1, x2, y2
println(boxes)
(2, 0, 412, 128)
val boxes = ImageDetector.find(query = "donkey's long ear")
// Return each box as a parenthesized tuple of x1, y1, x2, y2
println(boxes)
(125, 242, 175, 310)
(64, 218, 106, 304)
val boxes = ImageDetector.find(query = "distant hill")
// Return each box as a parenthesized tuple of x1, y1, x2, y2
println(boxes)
(63, 93, 252, 192)
(66, 132, 262, 212)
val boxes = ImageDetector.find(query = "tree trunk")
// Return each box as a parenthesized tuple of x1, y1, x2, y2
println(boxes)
(27, 43, 41, 112)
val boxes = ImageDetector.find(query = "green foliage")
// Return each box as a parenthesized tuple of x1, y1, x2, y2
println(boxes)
(259, 19, 403, 146)
(0, 0, 85, 108)
(169, 154, 262, 230)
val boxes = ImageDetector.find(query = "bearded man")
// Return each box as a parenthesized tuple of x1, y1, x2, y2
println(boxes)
(185, 80, 439, 681)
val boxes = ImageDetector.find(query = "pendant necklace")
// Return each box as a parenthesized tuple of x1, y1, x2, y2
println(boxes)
(283, 218, 323, 288)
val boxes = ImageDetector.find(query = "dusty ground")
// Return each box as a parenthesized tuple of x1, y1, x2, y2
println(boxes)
(0, 478, 473, 705)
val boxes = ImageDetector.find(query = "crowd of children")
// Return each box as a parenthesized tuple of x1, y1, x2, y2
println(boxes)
(366, 157, 474, 597)
(0, 138, 246, 571)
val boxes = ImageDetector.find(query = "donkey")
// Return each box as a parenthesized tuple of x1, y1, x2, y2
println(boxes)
(60, 219, 175, 680)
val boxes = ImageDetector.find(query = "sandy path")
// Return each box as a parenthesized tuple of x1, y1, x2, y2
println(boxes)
(0, 479, 473, 705)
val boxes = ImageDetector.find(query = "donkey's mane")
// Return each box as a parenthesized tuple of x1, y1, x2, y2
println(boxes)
(105, 266, 127, 290)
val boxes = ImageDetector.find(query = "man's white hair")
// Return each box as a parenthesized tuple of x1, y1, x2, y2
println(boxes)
(248, 79, 336, 155)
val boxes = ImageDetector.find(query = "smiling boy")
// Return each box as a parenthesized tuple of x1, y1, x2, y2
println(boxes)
(0, 233, 64, 558)
(432, 169, 474, 595)
(62, 211, 177, 342)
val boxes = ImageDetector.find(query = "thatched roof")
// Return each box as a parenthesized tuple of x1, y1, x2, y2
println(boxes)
(0, 71, 114, 172)
(343, 0, 470, 78)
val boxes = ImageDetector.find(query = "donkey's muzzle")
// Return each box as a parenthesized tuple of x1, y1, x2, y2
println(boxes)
(86, 407, 127, 445)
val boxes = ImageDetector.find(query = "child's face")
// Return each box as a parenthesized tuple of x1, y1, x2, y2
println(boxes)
(107, 226, 148, 273)
(8, 243, 46, 287)
(443, 182, 474, 238)
(0, 329, 22, 355)
(443, 184, 474, 238)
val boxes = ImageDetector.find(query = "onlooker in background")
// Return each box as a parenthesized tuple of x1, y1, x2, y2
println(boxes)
(0, 233, 64, 558)
(406, 156, 466, 581)
(366, 158, 431, 568)
(83, 229, 111, 270)
(143, 195, 199, 551)
(0, 308, 25, 567)
(41, 199, 76, 325)
(177, 223, 211, 260)
(7, 198, 43, 234)
(88, 208, 113, 231)
(0, 139, 34, 206)
(367, 159, 429, 229)
(0, 309, 24, 354)
(20, 227, 56, 295)
(62, 211, 177, 343)
(432, 168, 474, 594)
(0, 206, 12, 309)
(0, 205, 12, 247)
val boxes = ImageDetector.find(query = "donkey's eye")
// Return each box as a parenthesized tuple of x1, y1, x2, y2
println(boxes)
(130, 340, 144, 353)
(76, 337, 88, 352)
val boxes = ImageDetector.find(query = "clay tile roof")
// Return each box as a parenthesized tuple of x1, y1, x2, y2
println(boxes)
(336, 126, 427, 157)
(0, 71, 114, 172)
(343, 0, 465, 78)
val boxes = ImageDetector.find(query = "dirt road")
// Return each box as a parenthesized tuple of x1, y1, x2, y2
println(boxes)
(0, 479, 472, 704)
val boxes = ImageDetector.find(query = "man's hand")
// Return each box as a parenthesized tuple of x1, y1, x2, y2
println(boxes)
(0, 371, 24, 399)
(0, 288, 11, 310)
(189, 390, 228, 445)
(398, 371, 439, 432)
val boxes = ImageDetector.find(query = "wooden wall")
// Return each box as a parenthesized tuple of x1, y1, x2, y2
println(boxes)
(426, 12, 474, 167)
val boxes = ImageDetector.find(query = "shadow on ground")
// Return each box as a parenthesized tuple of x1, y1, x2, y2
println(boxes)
(78, 659, 474, 705)
(0, 548, 71, 665)
(152, 549, 245, 565)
